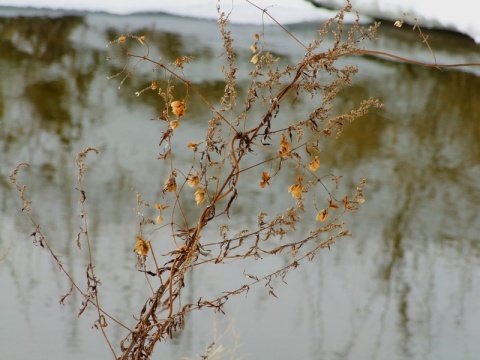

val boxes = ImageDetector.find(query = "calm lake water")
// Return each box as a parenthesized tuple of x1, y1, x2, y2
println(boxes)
(1, 7, 480, 360)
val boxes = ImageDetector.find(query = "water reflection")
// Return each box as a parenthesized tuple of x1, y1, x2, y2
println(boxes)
(0, 8, 479, 360)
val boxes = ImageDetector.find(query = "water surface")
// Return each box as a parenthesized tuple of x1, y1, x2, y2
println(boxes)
(1, 9, 480, 360)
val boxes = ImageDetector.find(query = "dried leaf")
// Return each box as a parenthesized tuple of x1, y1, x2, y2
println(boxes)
(260, 171, 271, 188)
(342, 195, 349, 210)
(76, 232, 81, 249)
(159, 129, 172, 147)
(316, 209, 329, 222)
(77, 188, 86, 203)
(251, 54, 259, 64)
(279, 133, 291, 158)
(154, 203, 169, 211)
(328, 199, 339, 209)
(187, 141, 198, 152)
(163, 176, 177, 193)
(225, 188, 238, 218)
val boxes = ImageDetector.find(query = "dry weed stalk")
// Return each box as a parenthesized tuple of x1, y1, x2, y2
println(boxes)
(9, 1, 480, 359)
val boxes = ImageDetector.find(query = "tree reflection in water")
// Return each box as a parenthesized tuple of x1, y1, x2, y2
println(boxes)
(1, 9, 479, 360)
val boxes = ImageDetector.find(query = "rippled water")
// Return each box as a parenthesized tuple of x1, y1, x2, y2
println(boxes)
(1, 8, 480, 360)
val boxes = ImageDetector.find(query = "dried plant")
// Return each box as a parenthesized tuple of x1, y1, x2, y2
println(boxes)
(9, 1, 480, 359)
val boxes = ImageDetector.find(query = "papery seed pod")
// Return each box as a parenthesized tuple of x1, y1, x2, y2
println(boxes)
(316, 209, 329, 222)
(288, 184, 302, 198)
(195, 187, 206, 206)
(309, 155, 320, 171)
(134, 236, 150, 255)
(171, 101, 186, 118)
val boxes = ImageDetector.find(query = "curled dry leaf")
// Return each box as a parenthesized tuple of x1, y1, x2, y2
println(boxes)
(117, 35, 126, 43)
(163, 177, 177, 193)
(309, 155, 320, 171)
(187, 141, 198, 152)
(260, 171, 271, 188)
(195, 187, 206, 206)
(279, 133, 291, 158)
(138, 35, 146, 45)
(171, 100, 186, 118)
(328, 199, 339, 209)
(134, 236, 150, 256)
(156, 215, 163, 224)
(251, 54, 259, 64)
(316, 209, 329, 222)
(288, 183, 302, 198)
(150, 80, 157, 90)
(154, 203, 169, 211)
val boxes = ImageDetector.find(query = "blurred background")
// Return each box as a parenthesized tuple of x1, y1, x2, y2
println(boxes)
(1, 3, 480, 360)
